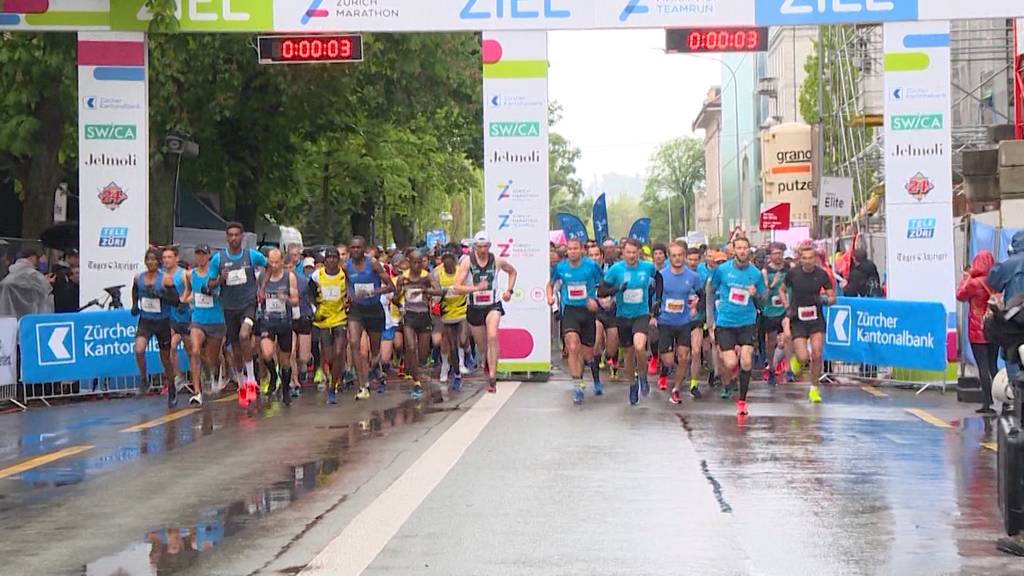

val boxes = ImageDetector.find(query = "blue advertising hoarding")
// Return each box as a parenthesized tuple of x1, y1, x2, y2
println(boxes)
(19, 310, 182, 384)
(824, 297, 946, 371)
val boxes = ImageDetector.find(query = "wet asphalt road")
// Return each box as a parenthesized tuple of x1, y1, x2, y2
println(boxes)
(0, 372, 1021, 576)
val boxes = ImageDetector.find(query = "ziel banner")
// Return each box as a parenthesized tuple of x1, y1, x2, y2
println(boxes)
(483, 31, 550, 374)
(78, 32, 150, 308)
(883, 21, 955, 337)
(19, 311, 172, 383)
(824, 297, 946, 372)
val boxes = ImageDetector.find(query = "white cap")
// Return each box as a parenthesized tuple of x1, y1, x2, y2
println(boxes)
(302, 257, 316, 268)
(473, 231, 491, 246)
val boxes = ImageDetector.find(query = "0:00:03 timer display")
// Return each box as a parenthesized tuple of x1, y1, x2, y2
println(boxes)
(257, 35, 364, 64)
(665, 27, 768, 54)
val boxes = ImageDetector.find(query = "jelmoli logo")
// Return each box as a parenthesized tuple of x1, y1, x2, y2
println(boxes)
(84, 153, 138, 167)
(891, 142, 944, 158)
(489, 150, 543, 164)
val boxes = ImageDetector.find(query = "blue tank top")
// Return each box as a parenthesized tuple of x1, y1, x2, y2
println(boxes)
(346, 259, 381, 307)
(190, 268, 225, 326)
(296, 270, 315, 319)
(135, 271, 168, 321)
(167, 268, 191, 324)
(260, 271, 293, 330)
(658, 266, 701, 327)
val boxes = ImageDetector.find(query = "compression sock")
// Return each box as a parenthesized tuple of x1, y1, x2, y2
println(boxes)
(589, 360, 601, 383)
(739, 370, 752, 401)
(245, 360, 256, 382)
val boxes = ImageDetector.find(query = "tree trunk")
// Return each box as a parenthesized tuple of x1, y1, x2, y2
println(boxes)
(390, 213, 414, 248)
(350, 194, 374, 241)
(20, 92, 64, 240)
(149, 155, 176, 246)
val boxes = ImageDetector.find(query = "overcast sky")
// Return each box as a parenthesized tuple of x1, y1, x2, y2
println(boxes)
(547, 29, 721, 194)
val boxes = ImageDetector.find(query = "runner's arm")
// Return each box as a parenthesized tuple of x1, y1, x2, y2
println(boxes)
(452, 258, 479, 295)
(131, 280, 140, 315)
(288, 271, 299, 306)
(498, 257, 517, 296)
(705, 278, 716, 331)
(374, 261, 395, 295)
(650, 271, 663, 318)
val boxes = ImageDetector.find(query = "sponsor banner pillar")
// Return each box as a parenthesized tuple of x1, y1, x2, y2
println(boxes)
(482, 31, 550, 374)
(77, 31, 149, 308)
(883, 21, 956, 354)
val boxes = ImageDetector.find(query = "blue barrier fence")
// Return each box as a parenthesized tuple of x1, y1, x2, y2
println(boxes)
(824, 297, 947, 372)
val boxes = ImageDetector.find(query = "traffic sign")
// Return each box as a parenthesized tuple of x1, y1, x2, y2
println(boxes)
(824, 297, 946, 371)
(759, 202, 791, 231)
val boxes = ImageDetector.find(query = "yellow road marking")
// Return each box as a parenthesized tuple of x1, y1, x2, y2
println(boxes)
(861, 385, 888, 398)
(0, 445, 94, 479)
(213, 393, 239, 404)
(120, 409, 199, 433)
(905, 408, 953, 429)
(982, 442, 998, 452)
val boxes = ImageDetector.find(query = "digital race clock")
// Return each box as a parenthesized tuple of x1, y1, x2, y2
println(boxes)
(257, 35, 364, 65)
(666, 28, 769, 54)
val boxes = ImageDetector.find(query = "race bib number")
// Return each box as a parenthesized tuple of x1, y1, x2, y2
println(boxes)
(771, 295, 784, 308)
(798, 306, 819, 321)
(567, 283, 587, 300)
(226, 268, 247, 287)
(266, 298, 286, 314)
(406, 289, 424, 304)
(472, 291, 494, 306)
(354, 283, 375, 299)
(728, 287, 750, 306)
(194, 293, 214, 309)
(140, 297, 161, 314)
(321, 285, 341, 302)
(291, 307, 301, 320)
(665, 299, 685, 313)
(623, 288, 643, 304)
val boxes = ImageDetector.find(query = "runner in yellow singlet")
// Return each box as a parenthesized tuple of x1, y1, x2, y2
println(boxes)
(433, 246, 469, 392)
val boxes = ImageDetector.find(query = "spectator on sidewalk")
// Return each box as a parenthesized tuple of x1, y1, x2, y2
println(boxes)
(957, 250, 998, 415)
(844, 248, 882, 298)
(0, 246, 54, 318)
(53, 265, 80, 313)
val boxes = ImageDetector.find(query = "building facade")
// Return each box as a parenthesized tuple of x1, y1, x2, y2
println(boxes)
(692, 87, 722, 238)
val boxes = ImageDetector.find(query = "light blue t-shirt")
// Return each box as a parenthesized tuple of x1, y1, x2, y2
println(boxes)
(659, 266, 702, 327)
(710, 260, 765, 328)
(189, 268, 224, 326)
(551, 258, 602, 311)
(603, 260, 657, 319)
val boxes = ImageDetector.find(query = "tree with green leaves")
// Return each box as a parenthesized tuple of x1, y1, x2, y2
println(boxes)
(641, 136, 705, 240)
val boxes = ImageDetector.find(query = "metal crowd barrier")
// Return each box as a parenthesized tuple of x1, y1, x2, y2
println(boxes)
(20, 374, 162, 407)
(825, 361, 949, 394)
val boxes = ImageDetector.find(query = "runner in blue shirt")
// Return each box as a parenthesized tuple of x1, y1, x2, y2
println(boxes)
(598, 239, 657, 406)
(160, 246, 191, 404)
(547, 238, 604, 404)
(707, 236, 766, 416)
(131, 248, 176, 406)
(652, 242, 703, 405)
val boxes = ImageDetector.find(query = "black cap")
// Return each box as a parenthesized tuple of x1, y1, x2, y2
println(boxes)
(194, 244, 211, 255)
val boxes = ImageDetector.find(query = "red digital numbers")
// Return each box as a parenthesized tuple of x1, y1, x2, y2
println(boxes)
(668, 28, 767, 54)
(281, 37, 353, 61)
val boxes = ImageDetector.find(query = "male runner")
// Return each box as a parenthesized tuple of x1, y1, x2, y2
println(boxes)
(310, 247, 348, 404)
(291, 256, 316, 396)
(598, 239, 657, 406)
(433, 246, 469, 391)
(594, 241, 621, 377)
(161, 246, 191, 398)
(547, 238, 604, 404)
(761, 242, 789, 387)
(396, 250, 440, 400)
(707, 236, 765, 416)
(187, 245, 225, 407)
(131, 248, 176, 406)
(345, 236, 395, 400)
(649, 242, 668, 381)
(210, 223, 267, 400)
(653, 242, 702, 404)
(454, 232, 517, 394)
(686, 247, 707, 399)
(781, 246, 835, 404)
(257, 249, 299, 405)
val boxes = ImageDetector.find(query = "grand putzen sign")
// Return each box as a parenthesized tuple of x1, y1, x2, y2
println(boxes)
(2, 1, 1023, 32)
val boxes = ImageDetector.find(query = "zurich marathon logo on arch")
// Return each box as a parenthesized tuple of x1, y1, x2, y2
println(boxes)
(496, 179, 539, 202)
(301, 0, 328, 24)
(754, 0, 918, 26)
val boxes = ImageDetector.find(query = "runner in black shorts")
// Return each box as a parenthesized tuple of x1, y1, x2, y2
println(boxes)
(131, 248, 175, 406)
(548, 238, 603, 404)
(782, 245, 835, 404)
(761, 243, 789, 386)
(257, 249, 298, 404)
(345, 236, 395, 400)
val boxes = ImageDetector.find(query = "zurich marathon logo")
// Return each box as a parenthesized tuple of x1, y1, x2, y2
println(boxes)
(619, 0, 649, 21)
(498, 210, 513, 230)
(498, 180, 513, 201)
(907, 218, 936, 240)
(301, 0, 328, 25)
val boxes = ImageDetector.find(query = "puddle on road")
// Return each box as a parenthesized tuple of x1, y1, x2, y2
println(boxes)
(83, 401, 426, 576)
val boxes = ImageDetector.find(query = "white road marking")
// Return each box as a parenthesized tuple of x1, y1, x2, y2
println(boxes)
(300, 382, 521, 576)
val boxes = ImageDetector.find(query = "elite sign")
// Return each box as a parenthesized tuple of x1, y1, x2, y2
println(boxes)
(19, 311, 172, 384)
(823, 297, 946, 371)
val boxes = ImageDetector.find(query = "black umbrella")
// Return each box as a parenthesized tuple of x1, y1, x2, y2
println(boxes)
(40, 221, 79, 252)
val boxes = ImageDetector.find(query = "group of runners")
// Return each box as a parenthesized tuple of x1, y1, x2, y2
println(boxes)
(129, 224, 517, 408)
(547, 235, 836, 416)
(129, 221, 837, 417)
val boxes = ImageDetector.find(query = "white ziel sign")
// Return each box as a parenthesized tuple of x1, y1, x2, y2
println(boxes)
(78, 32, 150, 308)
(818, 176, 853, 218)
(483, 31, 551, 374)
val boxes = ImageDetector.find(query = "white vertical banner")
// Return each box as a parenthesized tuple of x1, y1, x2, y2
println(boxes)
(77, 31, 149, 307)
(0, 317, 17, 387)
(482, 31, 551, 375)
(883, 21, 956, 354)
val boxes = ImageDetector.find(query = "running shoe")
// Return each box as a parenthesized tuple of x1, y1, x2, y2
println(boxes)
(629, 378, 640, 406)
(767, 372, 777, 388)
(808, 385, 822, 404)
(599, 357, 606, 370)
(282, 385, 292, 406)
(411, 383, 424, 400)
(260, 377, 270, 396)
(326, 389, 337, 404)
(313, 368, 324, 384)
(640, 376, 651, 397)
(486, 379, 497, 394)
(593, 380, 604, 396)
(669, 390, 682, 405)
(451, 375, 462, 393)
(355, 386, 371, 400)
(189, 393, 203, 407)
(440, 360, 450, 382)
(573, 386, 584, 405)
(377, 380, 387, 395)
(459, 363, 470, 375)
(610, 364, 619, 381)
(658, 374, 668, 391)
(689, 383, 702, 399)
(167, 385, 178, 408)
(648, 356, 658, 375)
(720, 385, 732, 400)
(291, 386, 301, 398)
(736, 400, 748, 416)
